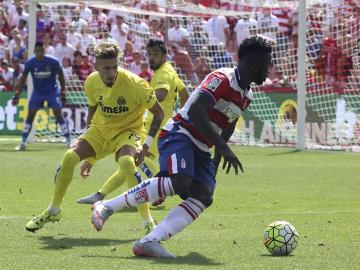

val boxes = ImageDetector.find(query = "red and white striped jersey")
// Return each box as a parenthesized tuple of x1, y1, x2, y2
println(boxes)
(161, 67, 253, 152)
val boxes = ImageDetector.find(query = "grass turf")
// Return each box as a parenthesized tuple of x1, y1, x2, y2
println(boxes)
(0, 139, 359, 270)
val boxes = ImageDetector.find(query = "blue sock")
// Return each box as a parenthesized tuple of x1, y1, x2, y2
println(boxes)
(21, 120, 32, 144)
(59, 118, 71, 143)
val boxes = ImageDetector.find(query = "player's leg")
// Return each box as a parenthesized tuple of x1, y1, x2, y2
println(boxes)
(133, 147, 215, 258)
(26, 127, 102, 232)
(49, 95, 71, 147)
(91, 133, 194, 231)
(141, 156, 159, 178)
(116, 138, 156, 232)
(15, 95, 43, 150)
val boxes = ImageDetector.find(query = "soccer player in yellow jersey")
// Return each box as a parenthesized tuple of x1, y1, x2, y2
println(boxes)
(25, 41, 164, 233)
(76, 39, 189, 206)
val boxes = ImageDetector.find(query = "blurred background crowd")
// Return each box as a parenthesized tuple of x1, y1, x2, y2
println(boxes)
(0, 0, 359, 93)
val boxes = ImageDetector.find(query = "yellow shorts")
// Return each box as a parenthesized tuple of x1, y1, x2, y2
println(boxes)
(80, 126, 144, 160)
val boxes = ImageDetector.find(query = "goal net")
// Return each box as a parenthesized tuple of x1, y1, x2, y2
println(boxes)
(29, 0, 360, 151)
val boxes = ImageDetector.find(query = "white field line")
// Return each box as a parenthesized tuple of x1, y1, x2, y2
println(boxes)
(0, 137, 19, 142)
(1, 209, 360, 220)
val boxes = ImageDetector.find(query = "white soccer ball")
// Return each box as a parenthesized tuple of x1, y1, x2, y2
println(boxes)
(263, 221, 299, 256)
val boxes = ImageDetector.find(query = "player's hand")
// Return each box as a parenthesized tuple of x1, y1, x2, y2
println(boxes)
(61, 89, 66, 104)
(217, 144, 244, 175)
(12, 94, 19, 106)
(80, 161, 93, 179)
(135, 144, 148, 166)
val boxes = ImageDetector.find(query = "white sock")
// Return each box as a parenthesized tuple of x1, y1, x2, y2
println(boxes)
(140, 197, 205, 243)
(103, 176, 175, 212)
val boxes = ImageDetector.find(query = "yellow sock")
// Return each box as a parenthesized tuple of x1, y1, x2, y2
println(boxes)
(121, 155, 154, 224)
(51, 150, 80, 208)
(98, 167, 126, 196)
(143, 156, 159, 177)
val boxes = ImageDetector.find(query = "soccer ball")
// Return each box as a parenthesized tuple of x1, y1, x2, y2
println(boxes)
(263, 221, 299, 256)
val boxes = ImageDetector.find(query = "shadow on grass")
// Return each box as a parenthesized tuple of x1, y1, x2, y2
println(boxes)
(267, 149, 301, 156)
(82, 252, 223, 266)
(118, 205, 166, 214)
(38, 236, 135, 250)
(259, 253, 294, 257)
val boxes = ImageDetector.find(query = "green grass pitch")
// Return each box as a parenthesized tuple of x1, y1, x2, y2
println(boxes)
(0, 139, 359, 270)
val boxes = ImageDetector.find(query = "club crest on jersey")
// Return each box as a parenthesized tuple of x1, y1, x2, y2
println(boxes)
(206, 77, 222, 92)
(117, 96, 126, 105)
(181, 158, 186, 169)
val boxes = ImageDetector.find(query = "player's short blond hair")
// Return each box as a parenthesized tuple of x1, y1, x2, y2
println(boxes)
(94, 41, 121, 60)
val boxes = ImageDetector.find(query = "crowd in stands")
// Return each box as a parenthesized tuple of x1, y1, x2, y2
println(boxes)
(0, 0, 359, 92)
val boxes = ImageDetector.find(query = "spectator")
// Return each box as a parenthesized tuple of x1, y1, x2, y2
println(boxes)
(55, 33, 76, 62)
(79, 26, 96, 55)
(170, 42, 198, 85)
(129, 51, 142, 75)
(101, 27, 117, 44)
(110, 15, 129, 50)
(256, 5, 279, 44)
(16, 18, 28, 37)
(66, 23, 81, 51)
(10, 34, 27, 63)
(123, 41, 134, 64)
(168, 18, 190, 53)
(43, 33, 55, 56)
(72, 50, 82, 79)
(234, 14, 257, 47)
(79, 2, 92, 22)
(71, 7, 88, 32)
(89, 8, 107, 39)
(61, 56, 73, 81)
(79, 55, 94, 81)
(36, 8, 46, 41)
(0, 59, 14, 91)
(11, 57, 25, 91)
(9, 5, 29, 29)
(204, 15, 230, 48)
(149, 16, 164, 41)
(194, 56, 212, 82)
(138, 61, 152, 82)
(0, 7, 10, 37)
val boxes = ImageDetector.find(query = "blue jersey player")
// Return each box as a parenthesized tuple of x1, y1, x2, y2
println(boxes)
(12, 41, 70, 150)
(90, 35, 273, 258)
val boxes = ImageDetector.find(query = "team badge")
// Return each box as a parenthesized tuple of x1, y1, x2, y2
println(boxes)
(181, 158, 186, 169)
(205, 77, 222, 92)
(117, 96, 126, 105)
(135, 189, 149, 203)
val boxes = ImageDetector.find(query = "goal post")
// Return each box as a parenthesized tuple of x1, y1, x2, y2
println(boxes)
(26, 0, 360, 151)
(297, 0, 307, 150)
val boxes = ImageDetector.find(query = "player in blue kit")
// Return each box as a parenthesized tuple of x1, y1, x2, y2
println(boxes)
(12, 41, 70, 151)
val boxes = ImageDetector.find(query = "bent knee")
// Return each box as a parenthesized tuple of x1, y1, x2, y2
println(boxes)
(196, 194, 213, 208)
(171, 173, 192, 195)
(118, 156, 136, 171)
(61, 150, 80, 167)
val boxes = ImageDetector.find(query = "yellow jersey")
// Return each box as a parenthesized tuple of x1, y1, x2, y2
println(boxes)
(145, 61, 186, 128)
(85, 67, 156, 140)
